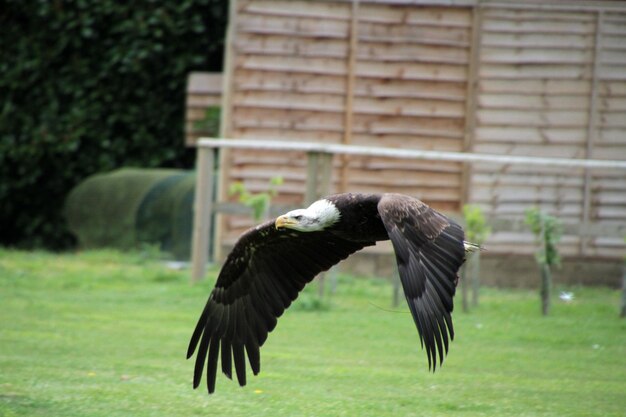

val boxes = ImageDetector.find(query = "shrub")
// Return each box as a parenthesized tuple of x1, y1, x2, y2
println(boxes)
(0, 0, 227, 249)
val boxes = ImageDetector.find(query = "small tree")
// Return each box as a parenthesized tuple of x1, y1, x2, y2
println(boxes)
(619, 236, 626, 317)
(229, 177, 283, 222)
(461, 205, 491, 311)
(525, 207, 562, 316)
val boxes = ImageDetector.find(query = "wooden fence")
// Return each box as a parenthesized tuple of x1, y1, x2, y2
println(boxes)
(190, 0, 626, 260)
(190, 138, 626, 281)
(185, 73, 223, 146)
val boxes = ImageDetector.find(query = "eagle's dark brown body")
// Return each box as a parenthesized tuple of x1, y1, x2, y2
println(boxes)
(187, 193, 468, 394)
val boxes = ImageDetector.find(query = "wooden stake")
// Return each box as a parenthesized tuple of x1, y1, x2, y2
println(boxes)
(340, 0, 359, 193)
(581, 11, 603, 257)
(213, 0, 239, 263)
(461, 6, 482, 208)
(620, 263, 626, 318)
(191, 147, 216, 282)
(461, 262, 469, 312)
(471, 252, 481, 308)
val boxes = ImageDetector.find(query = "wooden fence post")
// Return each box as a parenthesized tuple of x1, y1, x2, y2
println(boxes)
(471, 252, 481, 307)
(619, 261, 626, 317)
(392, 267, 401, 308)
(340, 0, 359, 193)
(305, 151, 334, 297)
(461, 263, 469, 312)
(191, 147, 215, 282)
(581, 10, 604, 256)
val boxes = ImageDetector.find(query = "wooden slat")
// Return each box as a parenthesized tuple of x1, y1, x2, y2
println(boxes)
(479, 63, 593, 79)
(478, 93, 590, 110)
(598, 64, 626, 80)
(476, 109, 589, 127)
(472, 143, 586, 158)
(233, 70, 347, 95)
(352, 134, 464, 151)
(482, 19, 594, 35)
(353, 96, 466, 118)
(482, 8, 594, 23)
(358, 5, 471, 27)
(481, 32, 594, 49)
(475, 126, 588, 143)
(356, 60, 468, 81)
(187, 73, 223, 93)
(481, 47, 593, 64)
(472, 172, 584, 187)
(352, 115, 464, 138)
(358, 21, 470, 47)
(237, 13, 350, 39)
(595, 128, 626, 144)
(186, 95, 222, 107)
(598, 112, 626, 128)
(236, 54, 348, 76)
(471, 186, 583, 203)
(355, 78, 467, 101)
(601, 35, 626, 51)
(357, 41, 469, 65)
(240, 0, 351, 21)
(233, 90, 346, 112)
(602, 20, 626, 36)
(348, 157, 462, 174)
(344, 167, 462, 188)
(233, 109, 345, 132)
(599, 49, 626, 66)
(599, 80, 626, 96)
(479, 79, 592, 95)
(234, 33, 348, 59)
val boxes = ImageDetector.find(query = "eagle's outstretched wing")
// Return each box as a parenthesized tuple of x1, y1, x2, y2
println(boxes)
(378, 194, 465, 370)
(186, 220, 374, 394)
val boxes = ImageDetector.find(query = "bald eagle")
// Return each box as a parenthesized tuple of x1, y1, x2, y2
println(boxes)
(187, 192, 478, 394)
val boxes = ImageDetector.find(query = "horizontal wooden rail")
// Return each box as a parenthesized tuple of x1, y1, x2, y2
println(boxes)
(197, 138, 626, 170)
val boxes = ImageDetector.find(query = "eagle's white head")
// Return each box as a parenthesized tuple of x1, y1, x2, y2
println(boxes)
(275, 199, 341, 232)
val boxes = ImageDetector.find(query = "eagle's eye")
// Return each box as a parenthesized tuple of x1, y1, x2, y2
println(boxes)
(294, 215, 303, 221)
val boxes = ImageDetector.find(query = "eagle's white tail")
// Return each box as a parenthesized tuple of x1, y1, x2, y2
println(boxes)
(464, 241, 482, 254)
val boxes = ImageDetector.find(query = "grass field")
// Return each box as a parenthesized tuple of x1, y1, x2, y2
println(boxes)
(1, 249, 625, 417)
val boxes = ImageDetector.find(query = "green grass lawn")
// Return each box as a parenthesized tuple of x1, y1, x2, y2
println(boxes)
(1, 249, 625, 417)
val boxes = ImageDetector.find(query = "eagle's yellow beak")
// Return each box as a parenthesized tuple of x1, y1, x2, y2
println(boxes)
(275, 215, 297, 229)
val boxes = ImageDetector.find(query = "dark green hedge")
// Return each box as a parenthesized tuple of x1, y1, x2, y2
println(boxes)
(0, 0, 227, 249)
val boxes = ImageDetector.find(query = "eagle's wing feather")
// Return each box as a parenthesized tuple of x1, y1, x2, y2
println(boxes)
(187, 219, 374, 394)
(377, 194, 465, 370)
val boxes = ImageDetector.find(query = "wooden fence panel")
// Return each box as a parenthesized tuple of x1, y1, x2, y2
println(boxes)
(207, 0, 626, 259)
(185, 73, 222, 146)
(588, 11, 626, 258)
(220, 0, 471, 242)
(470, 7, 600, 256)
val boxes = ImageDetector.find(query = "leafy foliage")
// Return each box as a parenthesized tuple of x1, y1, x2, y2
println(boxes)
(193, 106, 222, 137)
(229, 177, 284, 221)
(524, 207, 563, 267)
(462, 204, 491, 244)
(0, 0, 227, 249)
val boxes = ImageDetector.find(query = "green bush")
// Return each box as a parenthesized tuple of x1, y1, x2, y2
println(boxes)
(524, 207, 562, 267)
(0, 0, 227, 249)
(462, 204, 491, 245)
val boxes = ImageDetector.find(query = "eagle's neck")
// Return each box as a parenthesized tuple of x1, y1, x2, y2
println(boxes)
(306, 199, 341, 229)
